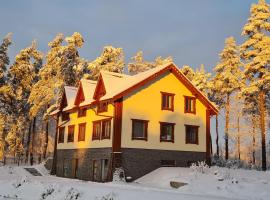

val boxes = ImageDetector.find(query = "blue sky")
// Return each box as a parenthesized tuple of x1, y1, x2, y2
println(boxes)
(0, 0, 258, 72)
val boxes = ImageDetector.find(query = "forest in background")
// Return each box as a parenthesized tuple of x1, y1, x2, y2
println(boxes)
(0, 0, 270, 171)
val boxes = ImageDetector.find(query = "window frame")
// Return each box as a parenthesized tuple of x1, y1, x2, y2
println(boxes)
(97, 101, 108, 113)
(92, 119, 112, 140)
(161, 92, 175, 111)
(67, 125, 75, 143)
(131, 119, 149, 141)
(185, 124, 199, 145)
(62, 112, 70, 121)
(58, 127, 65, 143)
(159, 122, 175, 143)
(77, 107, 87, 118)
(78, 123, 86, 142)
(101, 119, 111, 139)
(184, 96, 196, 114)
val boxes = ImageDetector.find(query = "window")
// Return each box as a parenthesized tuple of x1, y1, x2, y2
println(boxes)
(78, 123, 86, 141)
(78, 108, 87, 117)
(184, 96, 196, 114)
(93, 119, 111, 140)
(62, 112, 69, 121)
(161, 92, 174, 111)
(102, 120, 111, 139)
(58, 127, 65, 143)
(92, 160, 99, 181)
(93, 121, 102, 140)
(97, 101, 108, 113)
(160, 122, 175, 142)
(185, 125, 199, 144)
(161, 160, 176, 167)
(67, 125, 75, 142)
(101, 159, 109, 182)
(131, 119, 148, 140)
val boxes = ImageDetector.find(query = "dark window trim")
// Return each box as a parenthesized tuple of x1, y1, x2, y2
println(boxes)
(92, 118, 112, 140)
(184, 96, 196, 114)
(78, 107, 87, 118)
(78, 122, 86, 142)
(97, 101, 108, 113)
(161, 92, 175, 111)
(131, 119, 149, 141)
(67, 125, 75, 143)
(62, 112, 70, 121)
(101, 119, 112, 140)
(185, 124, 199, 145)
(159, 122, 175, 143)
(58, 127, 65, 143)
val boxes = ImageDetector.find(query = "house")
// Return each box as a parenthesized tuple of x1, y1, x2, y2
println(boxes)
(51, 63, 218, 182)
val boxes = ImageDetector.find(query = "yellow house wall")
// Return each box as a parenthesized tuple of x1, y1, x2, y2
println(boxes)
(57, 103, 114, 149)
(121, 71, 207, 152)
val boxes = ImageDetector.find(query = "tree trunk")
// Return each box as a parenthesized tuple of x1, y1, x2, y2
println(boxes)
(237, 114, 241, 160)
(258, 91, 266, 171)
(225, 94, 230, 160)
(30, 117, 36, 166)
(215, 115, 219, 157)
(43, 105, 50, 160)
(51, 114, 59, 175)
(25, 121, 32, 163)
(252, 115, 256, 165)
(43, 120, 49, 160)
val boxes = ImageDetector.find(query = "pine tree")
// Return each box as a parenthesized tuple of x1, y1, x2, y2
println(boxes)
(192, 65, 212, 95)
(128, 51, 172, 75)
(87, 46, 124, 80)
(0, 33, 12, 87)
(0, 33, 12, 162)
(180, 65, 195, 81)
(213, 36, 243, 160)
(29, 32, 86, 163)
(240, 0, 270, 170)
(7, 40, 43, 164)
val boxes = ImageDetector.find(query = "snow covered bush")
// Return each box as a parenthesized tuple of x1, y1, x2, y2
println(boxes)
(95, 192, 117, 200)
(40, 185, 55, 199)
(190, 161, 209, 174)
(113, 168, 126, 182)
(64, 188, 81, 200)
(211, 155, 254, 169)
(12, 176, 29, 188)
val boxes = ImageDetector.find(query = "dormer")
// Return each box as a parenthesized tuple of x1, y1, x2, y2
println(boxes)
(93, 74, 106, 100)
(74, 81, 85, 106)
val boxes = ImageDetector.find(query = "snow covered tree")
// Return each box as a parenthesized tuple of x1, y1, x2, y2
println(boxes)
(87, 46, 124, 80)
(192, 65, 212, 95)
(240, 0, 270, 170)
(128, 51, 173, 75)
(7, 40, 43, 164)
(0, 33, 12, 87)
(5, 121, 24, 164)
(29, 32, 86, 163)
(213, 36, 243, 160)
(180, 65, 195, 81)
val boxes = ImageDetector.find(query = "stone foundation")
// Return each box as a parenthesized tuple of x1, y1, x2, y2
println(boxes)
(56, 148, 206, 182)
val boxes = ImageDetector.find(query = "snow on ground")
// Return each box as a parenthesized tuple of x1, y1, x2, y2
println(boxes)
(0, 165, 269, 200)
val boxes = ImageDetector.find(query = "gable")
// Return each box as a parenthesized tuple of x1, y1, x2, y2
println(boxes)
(59, 92, 68, 110)
(93, 75, 106, 100)
(112, 64, 218, 115)
(74, 82, 85, 105)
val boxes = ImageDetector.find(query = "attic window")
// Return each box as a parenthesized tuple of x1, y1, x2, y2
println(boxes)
(62, 112, 69, 121)
(78, 108, 87, 117)
(97, 101, 108, 113)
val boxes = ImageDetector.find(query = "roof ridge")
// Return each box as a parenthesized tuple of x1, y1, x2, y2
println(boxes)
(101, 70, 130, 78)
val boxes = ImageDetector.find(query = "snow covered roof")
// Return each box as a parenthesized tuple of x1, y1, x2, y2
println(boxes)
(62, 86, 78, 111)
(79, 79, 97, 107)
(60, 62, 218, 115)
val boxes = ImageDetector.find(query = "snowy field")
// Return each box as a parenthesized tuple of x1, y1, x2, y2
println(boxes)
(0, 165, 269, 200)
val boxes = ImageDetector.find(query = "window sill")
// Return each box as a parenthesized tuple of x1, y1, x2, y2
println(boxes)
(160, 140, 174, 143)
(92, 138, 100, 141)
(132, 137, 147, 141)
(101, 137, 110, 140)
(186, 142, 199, 145)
